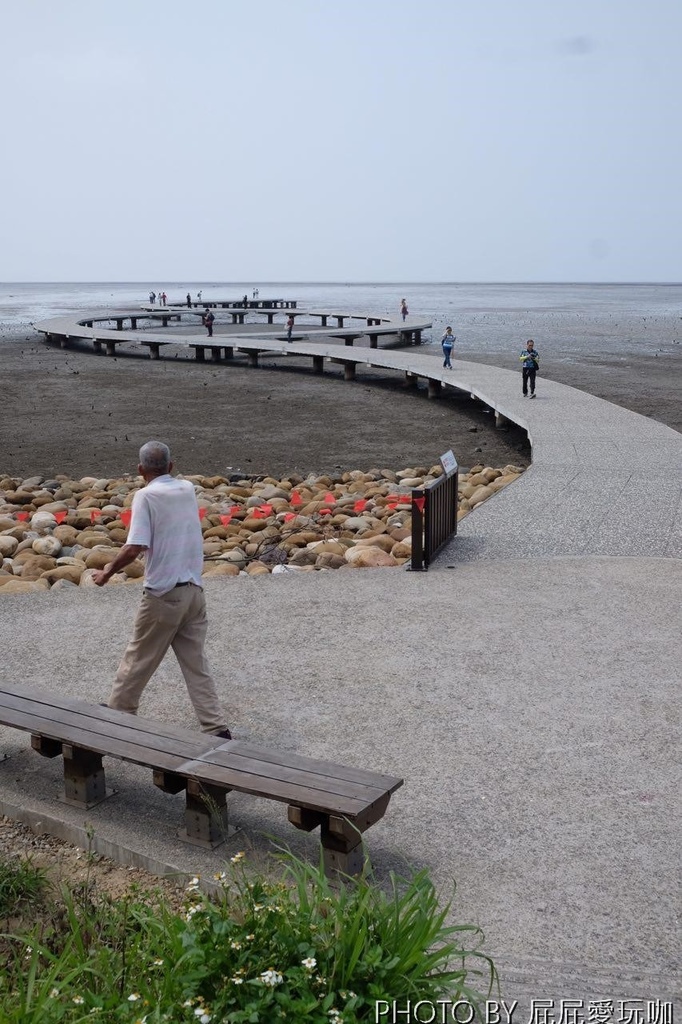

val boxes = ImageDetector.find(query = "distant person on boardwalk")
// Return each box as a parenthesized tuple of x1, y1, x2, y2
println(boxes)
(400, 298, 409, 321)
(186, 292, 192, 308)
(520, 340, 539, 398)
(286, 314, 295, 341)
(91, 441, 231, 738)
(197, 290, 202, 302)
(149, 290, 156, 305)
(441, 326, 455, 368)
(243, 293, 248, 307)
(160, 291, 167, 306)
(203, 308, 215, 337)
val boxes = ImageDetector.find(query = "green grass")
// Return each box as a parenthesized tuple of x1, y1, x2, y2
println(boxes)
(0, 857, 49, 917)
(0, 845, 497, 1023)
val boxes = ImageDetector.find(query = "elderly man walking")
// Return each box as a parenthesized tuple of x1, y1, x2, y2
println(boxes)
(92, 441, 231, 738)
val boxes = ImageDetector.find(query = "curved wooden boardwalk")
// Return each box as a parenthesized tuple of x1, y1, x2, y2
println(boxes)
(34, 308, 682, 562)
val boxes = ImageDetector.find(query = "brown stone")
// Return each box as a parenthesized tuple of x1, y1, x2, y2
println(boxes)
(53, 525, 79, 545)
(84, 548, 121, 570)
(344, 546, 399, 567)
(0, 579, 50, 594)
(202, 563, 240, 577)
(354, 534, 396, 553)
(40, 565, 86, 585)
(17, 555, 58, 580)
(315, 553, 346, 569)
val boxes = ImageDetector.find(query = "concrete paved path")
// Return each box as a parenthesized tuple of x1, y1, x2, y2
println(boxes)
(1, 347, 681, 1011)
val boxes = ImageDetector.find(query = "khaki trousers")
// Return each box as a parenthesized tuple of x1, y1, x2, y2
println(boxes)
(108, 584, 226, 734)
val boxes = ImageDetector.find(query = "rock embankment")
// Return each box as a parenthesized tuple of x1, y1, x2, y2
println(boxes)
(0, 464, 524, 593)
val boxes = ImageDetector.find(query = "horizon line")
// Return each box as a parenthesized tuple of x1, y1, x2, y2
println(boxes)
(3, 280, 682, 287)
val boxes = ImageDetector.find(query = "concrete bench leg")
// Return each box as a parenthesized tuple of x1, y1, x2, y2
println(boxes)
(248, 351, 259, 367)
(495, 411, 510, 428)
(320, 315, 328, 326)
(405, 372, 419, 388)
(148, 343, 160, 360)
(182, 780, 229, 848)
(60, 336, 70, 349)
(313, 355, 324, 373)
(130, 317, 138, 329)
(224, 346, 234, 360)
(61, 745, 107, 808)
(267, 312, 275, 324)
(105, 341, 117, 356)
(344, 363, 357, 381)
(369, 334, 379, 348)
(210, 347, 222, 362)
(116, 318, 123, 330)
(93, 340, 103, 353)
(195, 347, 205, 362)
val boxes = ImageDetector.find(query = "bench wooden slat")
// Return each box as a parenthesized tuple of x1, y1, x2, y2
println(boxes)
(0, 685, 210, 745)
(177, 757, 370, 817)
(0, 691, 215, 759)
(204, 739, 402, 790)
(183, 749, 391, 804)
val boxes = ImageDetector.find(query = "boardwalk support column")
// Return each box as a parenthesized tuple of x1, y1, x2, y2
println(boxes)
(313, 355, 324, 374)
(405, 372, 419, 389)
(427, 379, 442, 399)
(344, 362, 357, 381)
(105, 341, 116, 356)
(248, 351, 259, 367)
(495, 411, 510, 428)
(148, 343, 160, 360)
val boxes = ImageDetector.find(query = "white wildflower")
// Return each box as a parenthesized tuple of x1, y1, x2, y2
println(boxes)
(260, 968, 283, 987)
(302, 957, 317, 970)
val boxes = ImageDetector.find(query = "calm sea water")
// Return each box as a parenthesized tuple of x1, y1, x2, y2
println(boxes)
(2, 282, 682, 360)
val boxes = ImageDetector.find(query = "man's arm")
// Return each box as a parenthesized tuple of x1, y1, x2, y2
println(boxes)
(91, 544, 146, 586)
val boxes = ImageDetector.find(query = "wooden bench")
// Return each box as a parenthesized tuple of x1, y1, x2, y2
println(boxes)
(0, 684, 402, 876)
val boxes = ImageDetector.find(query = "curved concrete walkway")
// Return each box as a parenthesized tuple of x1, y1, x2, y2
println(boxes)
(4, 314, 680, 1008)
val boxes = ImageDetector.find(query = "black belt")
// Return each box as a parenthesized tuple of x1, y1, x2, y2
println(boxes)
(175, 581, 191, 587)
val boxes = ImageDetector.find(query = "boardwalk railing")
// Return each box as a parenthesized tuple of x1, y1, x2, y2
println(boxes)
(409, 461, 459, 571)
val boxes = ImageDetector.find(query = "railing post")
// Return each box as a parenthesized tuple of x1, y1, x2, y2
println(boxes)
(409, 489, 426, 571)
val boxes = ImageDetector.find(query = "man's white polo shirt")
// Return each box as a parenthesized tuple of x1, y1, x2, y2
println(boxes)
(128, 475, 203, 596)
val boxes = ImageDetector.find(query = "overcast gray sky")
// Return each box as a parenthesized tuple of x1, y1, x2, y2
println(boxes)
(3, 1, 680, 282)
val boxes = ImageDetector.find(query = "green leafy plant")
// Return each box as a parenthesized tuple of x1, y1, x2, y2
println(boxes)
(0, 846, 496, 1023)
